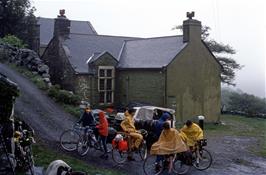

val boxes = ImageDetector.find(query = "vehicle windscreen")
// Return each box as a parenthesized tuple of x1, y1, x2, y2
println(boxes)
(135, 108, 154, 120)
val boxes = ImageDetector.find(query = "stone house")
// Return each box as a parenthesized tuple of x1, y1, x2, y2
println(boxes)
(41, 11, 221, 122)
(37, 16, 97, 56)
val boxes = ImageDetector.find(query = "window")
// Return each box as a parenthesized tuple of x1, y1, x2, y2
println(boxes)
(98, 66, 115, 104)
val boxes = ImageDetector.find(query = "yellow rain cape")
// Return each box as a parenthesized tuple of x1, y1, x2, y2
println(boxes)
(150, 128, 188, 155)
(180, 123, 203, 146)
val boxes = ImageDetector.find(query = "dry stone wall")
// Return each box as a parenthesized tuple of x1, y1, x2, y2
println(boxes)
(0, 43, 52, 87)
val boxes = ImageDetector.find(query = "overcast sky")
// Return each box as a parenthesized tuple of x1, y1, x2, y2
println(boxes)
(33, 0, 266, 98)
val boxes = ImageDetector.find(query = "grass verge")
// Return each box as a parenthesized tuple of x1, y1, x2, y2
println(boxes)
(204, 115, 266, 157)
(32, 143, 124, 175)
(8, 63, 48, 90)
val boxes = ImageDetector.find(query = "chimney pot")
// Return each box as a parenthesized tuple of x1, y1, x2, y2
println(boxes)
(183, 12, 201, 43)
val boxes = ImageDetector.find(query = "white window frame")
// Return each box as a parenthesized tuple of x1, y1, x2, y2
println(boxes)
(98, 66, 115, 104)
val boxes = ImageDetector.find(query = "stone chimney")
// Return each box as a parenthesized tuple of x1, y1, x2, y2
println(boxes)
(183, 11, 202, 43)
(53, 9, 70, 38)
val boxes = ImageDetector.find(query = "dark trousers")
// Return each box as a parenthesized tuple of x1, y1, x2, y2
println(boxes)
(99, 135, 107, 154)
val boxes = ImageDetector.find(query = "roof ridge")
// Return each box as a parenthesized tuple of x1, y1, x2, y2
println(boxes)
(69, 33, 142, 39)
(123, 35, 183, 43)
(37, 17, 93, 23)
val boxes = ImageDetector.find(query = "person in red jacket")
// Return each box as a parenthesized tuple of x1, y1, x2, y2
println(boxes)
(96, 111, 109, 159)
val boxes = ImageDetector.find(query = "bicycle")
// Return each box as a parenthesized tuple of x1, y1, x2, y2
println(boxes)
(191, 139, 212, 170)
(143, 153, 190, 175)
(60, 124, 83, 151)
(14, 121, 35, 175)
(76, 126, 110, 156)
(111, 129, 148, 164)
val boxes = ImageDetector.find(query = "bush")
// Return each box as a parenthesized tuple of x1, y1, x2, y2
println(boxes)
(48, 85, 81, 105)
(62, 104, 81, 118)
(0, 35, 27, 48)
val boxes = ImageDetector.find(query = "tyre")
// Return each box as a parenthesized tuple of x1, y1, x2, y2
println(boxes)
(25, 146, 35, 175)
(111, 148, 127, 164)
(143, 155, 163, 175)
(60, 129, 80, 151)
(173, 155, 190, 175)
(139, 141, 148, 160)
(192, 148, 212, 170)
(77, 137, 91, 156)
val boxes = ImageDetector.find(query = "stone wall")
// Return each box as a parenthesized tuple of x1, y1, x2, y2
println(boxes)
(116, 69, 165, 107)
(167, 41, 221, 122)
(0, 43, 52, 87)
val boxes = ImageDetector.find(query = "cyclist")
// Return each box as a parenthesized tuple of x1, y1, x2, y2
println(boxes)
(96, 111, 109, 159)
(180, 120, 203, 149)
(120, 108, 143, 161)
(150, 122, 188, 173)
(180, 120, 203, 166)
(77, 106, 95, 127)
(77, 106, 97, 141)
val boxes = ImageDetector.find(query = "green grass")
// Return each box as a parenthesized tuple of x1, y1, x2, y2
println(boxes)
(8, 63, 48, 90)
(62, 104, 81, 118)
(205, 115, 266, 157)
(32, 143, 125, 175)
(205, 115, 266, 136)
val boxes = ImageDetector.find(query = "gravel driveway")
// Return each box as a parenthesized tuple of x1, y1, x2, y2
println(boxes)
(1, 63, 266, 175)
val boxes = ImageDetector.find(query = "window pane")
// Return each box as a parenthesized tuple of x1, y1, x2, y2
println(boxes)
(99, 92, 105, 103)
(99, 79, 105, 90)
(106, 91, 112, 103)
(106, 79, 112, 90)
(106, 69, 112, 77)
(99, 69, 105, 77)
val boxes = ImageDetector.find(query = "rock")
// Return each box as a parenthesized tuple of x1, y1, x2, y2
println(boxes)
(42, 73, 50, 79)
(38, 64, 49, 74)
(47, 82, 52, 88)
(43, 77, 50, 83)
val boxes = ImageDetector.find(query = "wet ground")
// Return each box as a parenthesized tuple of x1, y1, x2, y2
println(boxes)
(1, 63, 266, 175)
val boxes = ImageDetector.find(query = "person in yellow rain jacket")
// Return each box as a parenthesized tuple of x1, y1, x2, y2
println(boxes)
(150, 122, 188, 173)
(180, 120, 203, 148)
(120, 108, 143, 152)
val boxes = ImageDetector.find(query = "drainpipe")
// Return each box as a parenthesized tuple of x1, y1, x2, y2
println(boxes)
(162, 66, 167, 107)
(126, 76, 129, 104)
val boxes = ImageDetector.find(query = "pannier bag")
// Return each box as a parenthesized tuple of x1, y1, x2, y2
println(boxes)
(112, 134, 128, 151)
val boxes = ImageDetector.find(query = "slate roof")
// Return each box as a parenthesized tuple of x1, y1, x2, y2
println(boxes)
(62, 34, 140, 73)
(117, 36, 187, 68)
(37, 17, 97, 46)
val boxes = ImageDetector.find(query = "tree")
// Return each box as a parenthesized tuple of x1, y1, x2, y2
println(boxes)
(173, 25, 242, 86)
(0, 0, 37, 48)
(221, 87, 266, 117)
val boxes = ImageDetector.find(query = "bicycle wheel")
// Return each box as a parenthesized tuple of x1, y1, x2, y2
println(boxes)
(25, 146, 35, 175)
(139, 140, 148, 160)
(173, 155, 190, 175)
(77, 137, 91, 156)
(112, 148, 128, 164)
(193, 148, 212, 170)
(60, 129, 80, 151)
(143, 155, 163, 175)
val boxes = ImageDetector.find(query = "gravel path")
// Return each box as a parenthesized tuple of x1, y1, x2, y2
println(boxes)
(1, 63, 266, 175)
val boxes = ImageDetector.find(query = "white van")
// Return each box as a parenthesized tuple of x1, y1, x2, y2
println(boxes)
(116, 106, 176, 128)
